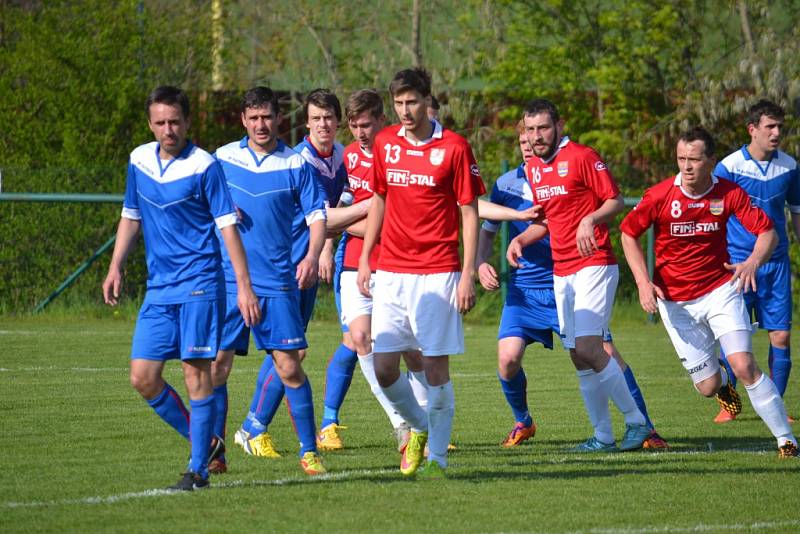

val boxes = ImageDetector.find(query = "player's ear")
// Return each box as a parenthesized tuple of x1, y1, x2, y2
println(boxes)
(556, 119, 565, 136)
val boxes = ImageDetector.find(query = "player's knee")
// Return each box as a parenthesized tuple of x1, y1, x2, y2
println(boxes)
(497, 351, 522, 380)
(349, 329, 371, 354)
(694, 374, 722, 397)
(211, 360, 232, 386)
(130, 370, 161, 399)
(727, 353, 760, 384)
(769, 330, 790, 349)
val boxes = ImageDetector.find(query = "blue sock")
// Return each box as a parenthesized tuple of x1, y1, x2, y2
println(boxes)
(212, 384, 228, 453)
(498, 368, 532, 426)
(242, 356, 285, 437)
(188, 394, 216, 479)
(285, 377, 317, 455)
(321, 344, 358, 428)
(771, 345, 791, 397)
(623, 366, 654, 430)
(719, 350, 738, 389)
(146, 383, 190, 440)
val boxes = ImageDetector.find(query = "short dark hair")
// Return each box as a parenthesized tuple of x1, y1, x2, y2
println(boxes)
(747, 99, 784, 127)
(389, 67, 432, 98)
(678, 127, 716, 157)
(346, 89, 384, 121)
(304, 88, 342, 122)
(146, 86, 189, 119)
(430, 95, 440, 110)
(523, 98, 559, 125)
(241, 86, 280, 115)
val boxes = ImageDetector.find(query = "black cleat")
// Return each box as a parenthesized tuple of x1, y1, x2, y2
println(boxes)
(208, 436, 226, 474)
(168, 471, 210, 491)
(715, 382, 742, 417)
(778, 441, 799, 459)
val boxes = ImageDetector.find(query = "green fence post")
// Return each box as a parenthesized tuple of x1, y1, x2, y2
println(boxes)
(646, 225, 656, 323)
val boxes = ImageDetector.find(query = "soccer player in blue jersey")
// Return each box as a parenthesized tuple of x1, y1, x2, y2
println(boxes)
(210, 86, 328, 475)
(713, 100, 800, 424)
(102, 86, 260, 491)
(233, 89, 367, 456)
(477, 122, 668, 449)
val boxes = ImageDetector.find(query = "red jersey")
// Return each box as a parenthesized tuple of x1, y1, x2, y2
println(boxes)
(343, 142, 380, 271)
(525, 137, 619, 276)
(370, 122, 486, 274)
(620, 175, 773, 301)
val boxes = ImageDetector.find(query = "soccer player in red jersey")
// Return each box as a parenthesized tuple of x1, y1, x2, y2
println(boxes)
(621, 127, 798, 458)
(357, 68, 485, 476)
(507, 99, 650, 452)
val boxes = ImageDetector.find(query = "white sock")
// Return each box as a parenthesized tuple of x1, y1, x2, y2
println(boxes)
(598, 358, 646, 426)
(408, 370, 429, 410)
(745, 373, 795, 447)
(577, 368, 614, 444)
(359, 353, 405, 428)
(427, 381, 454, 467)
(380, 373, 428, 433)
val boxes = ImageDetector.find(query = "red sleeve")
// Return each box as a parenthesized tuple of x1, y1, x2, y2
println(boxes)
(620, 186, 658, 239)
(371, 136, 388, 196)
(580, 148, 620, 200)
(730, 184, 773, 235)
(452, 140, 486, 205)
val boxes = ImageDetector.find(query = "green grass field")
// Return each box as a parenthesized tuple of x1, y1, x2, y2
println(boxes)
(1, 309, 799, 533)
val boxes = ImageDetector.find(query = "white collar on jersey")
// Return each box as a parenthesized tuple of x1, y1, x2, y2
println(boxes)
(674, 172, 718, 199)
(397, 120, 443, 146)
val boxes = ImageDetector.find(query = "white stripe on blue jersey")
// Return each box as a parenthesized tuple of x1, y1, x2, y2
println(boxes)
(123, 141, 235, 304)
(483, 163, 554, 289)
(215, 138, 326, 296)
(715, 146, 800, 262)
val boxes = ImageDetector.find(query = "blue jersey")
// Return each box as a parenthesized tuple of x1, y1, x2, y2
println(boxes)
(289, 137, 348, 265)
(482, 163, 553, 289)
(715, 146, 800, 263)
(214, 138, 326, 296)
(123, 141, 236, 304)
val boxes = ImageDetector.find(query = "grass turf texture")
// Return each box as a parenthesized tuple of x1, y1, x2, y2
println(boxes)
(1, 309, 799, 533)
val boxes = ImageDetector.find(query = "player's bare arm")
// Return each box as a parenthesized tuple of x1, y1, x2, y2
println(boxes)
(576, 194, 624, 257)
(102, 217, 141, 306)
(357, 192, 386, 297)
(319, 238, 336, 283)
(620, 232, 664, 314)
(476, 227, 499, 291)
(725, 228, 777, 293)
(344, 217, 367, 238)
(298, 219, 326, 290)
(458, 199, 479, 313)
(219, 224, 261, 327)
(477, 198, 542, 222)
(325, 200, 372, 236)
(506, 222, 548, 268)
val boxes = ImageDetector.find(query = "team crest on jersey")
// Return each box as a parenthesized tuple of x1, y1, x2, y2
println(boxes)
(709, 199, 723, 215)
(557, 161, 569, 177)
(429, 148, 445, 166)
(347, 152, 359, 170)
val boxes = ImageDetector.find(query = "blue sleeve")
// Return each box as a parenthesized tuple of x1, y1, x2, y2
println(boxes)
(203, 160, 235, 218)
(295, 162, 326, 216)
(714, 161, 732, 180)
(787, 167, 800, 211)
(123, 163, 139, 211)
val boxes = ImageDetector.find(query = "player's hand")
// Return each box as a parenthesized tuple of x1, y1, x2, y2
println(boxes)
(102, 269, 123, 306)
(237, 285, 261, 327)
(516, 205, 543, 222)
(296, 256, 319, 290)
(356, 259, 372, 298)
(725, 260, 758, 293)
(636, 280, 664, 314)
(318, 244, 334, 283)
(506, 237, 524, 268)
(576, 215, 599, 257)
(457, 273, 476, 314)
(477, 263, 500, 291)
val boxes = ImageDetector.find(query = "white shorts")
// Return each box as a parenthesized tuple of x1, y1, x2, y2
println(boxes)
(553, 264, 618, 349)
(340, 271, 373, 326)
(658, 281, 753, 383)
(371, 270, 464, 356)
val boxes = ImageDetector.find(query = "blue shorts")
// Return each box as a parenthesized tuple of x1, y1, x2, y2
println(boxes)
(220, 292, 307, 354)
(498, 286, 558, 348)
(498, 285, 613, 349)
(131, 296, 224, 361)
(298, 284, 319, 331)
(743, 258, 792, 331)
(333, 236, 349, 334)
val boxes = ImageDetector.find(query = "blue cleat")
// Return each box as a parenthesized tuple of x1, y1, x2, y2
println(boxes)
(571, 437, 618, 452)
(619, 423, 650, 451)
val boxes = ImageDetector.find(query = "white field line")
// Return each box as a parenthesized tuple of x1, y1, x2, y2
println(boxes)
(563, 519, 800, 533)
(3, 468, 396, 509)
